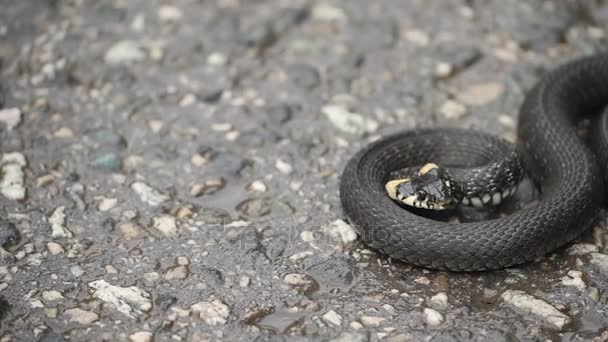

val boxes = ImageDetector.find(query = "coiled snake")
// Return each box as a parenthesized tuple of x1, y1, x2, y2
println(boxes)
(340, 53, 608, 271)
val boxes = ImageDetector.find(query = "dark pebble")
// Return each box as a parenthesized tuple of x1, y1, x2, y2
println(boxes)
(89, 150, 123, 172)
(266, 105, 293, 126)
(155, 294, 177, 312)
(198, 267, 225, 286)
(91, 128, 127, 149)
(435, 44, 482, 74)
(237, 129, 281, 148)
(0, 221, 20, 248)
(352, 20, 399, 51)
(238, 21, 276, 49)
(305, 256, 359, 289)
(287, 64, 320, 90)
(273, 7, 309, 32)
(210, 152, 251, 177)
(237, 198, 272, 219)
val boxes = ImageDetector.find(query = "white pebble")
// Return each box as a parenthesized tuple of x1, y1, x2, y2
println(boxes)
(65, 308, 99, 325)
(131, 181, 170, 206)
(429, 292, 448, 311)
(158, 5, 183, 22)
(104, 41, 145, 64)
(323, 105, 379, 134)
(0, 108, 22, 130)
(1, 152, 27, 200)
(424, 308, 444, 326)
(190, 299, 230, 325)
(501, 290, 571, 330)
(152, 216, 179, 237)
(88, 280, 152, 319)
(322, 310, 343, 326)
(323, 219, 358, 245)
(49, 206, 73, 238)
(275, 159, 294, 175)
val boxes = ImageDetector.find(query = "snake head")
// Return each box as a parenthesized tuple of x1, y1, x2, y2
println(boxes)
(385, 163, 459, 210)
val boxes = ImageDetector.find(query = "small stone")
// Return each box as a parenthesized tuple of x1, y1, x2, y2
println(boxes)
(239, 276, 250, 287)
(36, 174, 55, 187)
(71, 265, 85, 277)
(323, 105, 379, 134)
(283, 273, 316, 293)
(561, 270, 586, 290)
(152, 216, 179, 237)
(501, 290, 571, 330)
(207, 52, 227, 66)
(104, 41, 145, 64)
(119, 222, 143, 240)
(248, 180, 268, 192)
(98, 197, 117, 211)
(322, 310, 342, 326)
(49, 206, 73, 238)
(457, 82, 504, 106)
(190, 178, 225, 197)
(105, 265, 118, 274)
(176, 207, 194, 218)
(568, 243, 598, 255)
(385, 333, 413, 342)
(165, 265, 189, 280)
(323, 219, 358, 245)
(266, 105, 292, 125)
(131, 182, 170, 206)
(238, 22, 275, 48)
(91, 129, 127, 148)
(360, 316, 385, 327)
(158, 5, 182, 22)
(440, 100, 467, 119)
(88, 280, 152, 319)
(176, 256, 189, 266)
(287, 64, 320, 90)
(434, 62, 454, 78)
(0, 108, 21, 130)
(429, 292, 448, 311)
(65, 308, 99, 325)
(1, 152, 26, 200)
(424, 308, 444, 326)
(54, 127, 73, 138)
(44, 308, 58, 318)
(46, 242, 64, 255)
(0, 221, 19, 248)
(129, 331, 153, 342)
(405, 29, 429, 46)
(89, 151, 122, 172)
(312, 3, 347, 21)
(590, 252, 608, 274)
(42, 290, 64, 302)
(275, 159, 293, 175)
(190, 299, 230, 325)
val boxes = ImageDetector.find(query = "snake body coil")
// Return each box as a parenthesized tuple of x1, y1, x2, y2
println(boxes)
(340, 54, 608, 271)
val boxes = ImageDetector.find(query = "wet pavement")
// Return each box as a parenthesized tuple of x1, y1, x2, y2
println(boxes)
(1, 0, 608, 341)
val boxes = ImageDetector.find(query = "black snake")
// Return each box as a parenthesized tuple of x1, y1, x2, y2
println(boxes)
(340, 53, 608, 271)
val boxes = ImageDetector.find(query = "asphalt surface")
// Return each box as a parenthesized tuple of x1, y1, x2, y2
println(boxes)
(1, 0, 608, 341)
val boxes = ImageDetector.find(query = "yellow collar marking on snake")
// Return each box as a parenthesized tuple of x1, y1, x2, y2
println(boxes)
(385, 178, 409, 200)
(419, 163, 439, 175)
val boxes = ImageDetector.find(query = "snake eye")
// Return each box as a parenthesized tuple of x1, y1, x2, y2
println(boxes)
(416, 189, 427, 200)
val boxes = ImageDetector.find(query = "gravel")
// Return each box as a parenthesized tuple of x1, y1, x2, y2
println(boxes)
(1, 0, 607, 340)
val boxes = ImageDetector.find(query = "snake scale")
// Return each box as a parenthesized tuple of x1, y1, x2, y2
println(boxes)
(340, 53, 608, 271)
